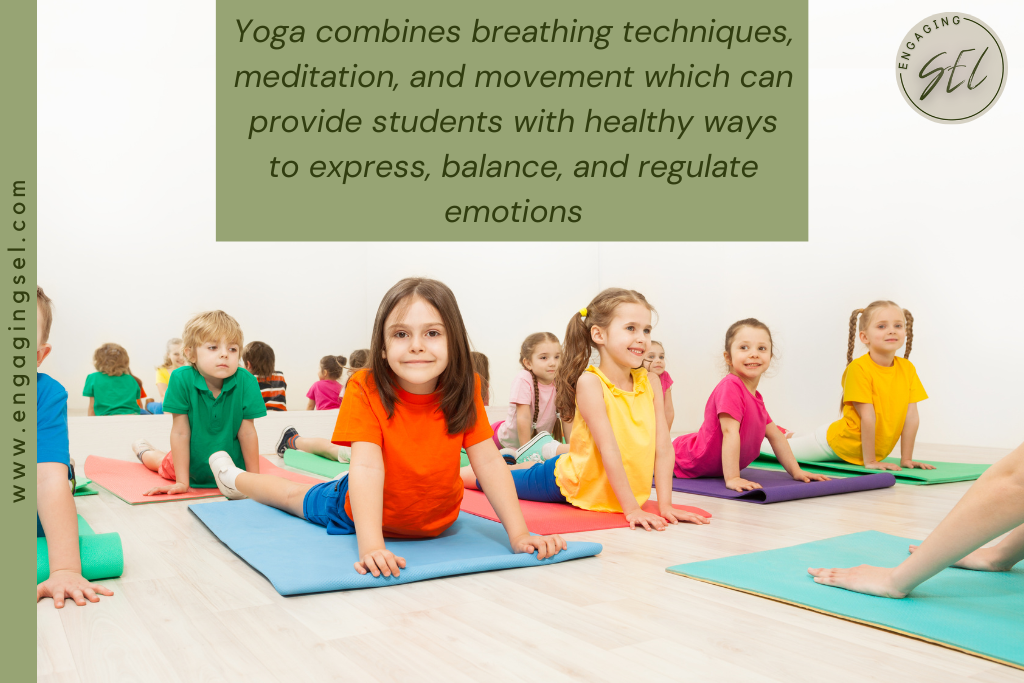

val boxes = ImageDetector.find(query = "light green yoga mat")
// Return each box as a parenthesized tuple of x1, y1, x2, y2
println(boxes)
(283, 449, 349, 478)
(37, 514, 124, 584)
(73, 477, 98, 497)
(756, 452, 989, 485)
(667, 531, 1024, 670)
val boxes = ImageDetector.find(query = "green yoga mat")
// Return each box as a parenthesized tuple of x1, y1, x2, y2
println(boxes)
(37, 515, 124, 584)
(755, 453, 989, 485)
(668, 531, 1024, 670)
(282, 449, 349, 478)
(73, 477, 98, 497)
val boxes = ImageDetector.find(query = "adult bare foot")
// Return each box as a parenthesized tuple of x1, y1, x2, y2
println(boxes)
(807, 565, 908, 598)
(908, 544, 1010, 571)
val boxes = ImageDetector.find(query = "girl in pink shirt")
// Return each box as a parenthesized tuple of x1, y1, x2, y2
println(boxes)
(306, 355, 346, 410)
(644, 341, 675, 431)
(495, 332, 562, 454)
(673, 319, 829, 492)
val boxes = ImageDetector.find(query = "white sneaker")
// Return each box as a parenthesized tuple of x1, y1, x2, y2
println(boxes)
(208, 451, 247, 500)
(131, 439, 156, 462)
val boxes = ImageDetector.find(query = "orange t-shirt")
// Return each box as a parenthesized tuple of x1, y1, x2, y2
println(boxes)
(331, 370, 493, 538)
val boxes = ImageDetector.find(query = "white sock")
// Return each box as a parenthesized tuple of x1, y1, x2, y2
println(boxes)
(541, 442, 561, 461)
(218, 463, 243, 488)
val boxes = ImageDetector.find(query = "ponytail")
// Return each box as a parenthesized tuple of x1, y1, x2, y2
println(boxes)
(903, 309, 914, 359)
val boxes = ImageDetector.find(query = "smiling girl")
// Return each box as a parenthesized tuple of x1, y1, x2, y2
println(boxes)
(674, 319, 829, 492)
(494, 332, 562, 462)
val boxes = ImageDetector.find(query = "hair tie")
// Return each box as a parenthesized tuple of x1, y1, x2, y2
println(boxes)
(579, 307, 588, 318)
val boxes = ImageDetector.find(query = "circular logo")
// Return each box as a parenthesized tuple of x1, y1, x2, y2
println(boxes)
(896, 13, 1007, 123)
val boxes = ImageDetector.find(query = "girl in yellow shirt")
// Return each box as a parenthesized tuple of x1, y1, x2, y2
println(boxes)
(772, 300, 933, 471)
(462, 288, 708, 530)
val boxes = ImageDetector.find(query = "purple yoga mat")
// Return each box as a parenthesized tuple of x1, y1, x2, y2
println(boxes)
(670, 467, 896, 504)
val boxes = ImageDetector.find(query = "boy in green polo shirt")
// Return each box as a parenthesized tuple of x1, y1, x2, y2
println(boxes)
(130, 310, 267, 494)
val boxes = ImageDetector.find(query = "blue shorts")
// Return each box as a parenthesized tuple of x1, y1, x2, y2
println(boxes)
(302, 475, 356, 535)
(509, 455, 567, 504)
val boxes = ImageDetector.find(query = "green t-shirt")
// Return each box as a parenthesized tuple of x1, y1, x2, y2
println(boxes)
(83, 372, 140, 416)
(162, 365, 268, 488)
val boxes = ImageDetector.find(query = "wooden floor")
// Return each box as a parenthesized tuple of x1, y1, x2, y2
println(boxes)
(38, 412, 1023, 682)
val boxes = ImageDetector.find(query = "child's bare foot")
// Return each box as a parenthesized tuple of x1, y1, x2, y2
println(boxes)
(807, 565, 908, 598)
(908, 544, 1011, 572)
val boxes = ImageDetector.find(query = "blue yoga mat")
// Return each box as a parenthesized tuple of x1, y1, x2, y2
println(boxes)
(667, 531, 1024, 669)
(191, 499, 602, 595)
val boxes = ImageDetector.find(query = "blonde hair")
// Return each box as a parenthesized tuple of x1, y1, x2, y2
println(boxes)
(556, 288, 655, 422)
(181, 311, 243, 363)
(37, 286, 53, 344)
(847, 301, 914, 365)
(93, 343, 131, 376)
(159, 337, 183, 369)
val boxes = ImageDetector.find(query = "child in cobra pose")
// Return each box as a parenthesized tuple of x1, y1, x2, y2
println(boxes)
(463, 288, 708, 530)
(208, 278, 565, 577)
(778, 301, 932, 471)
(644, 341, 675, 431)
(674, 319, 830, 492)
(494, 332, 562, 460)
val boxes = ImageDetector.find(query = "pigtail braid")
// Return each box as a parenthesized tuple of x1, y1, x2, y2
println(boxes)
(903, 309, 914, 359)
(847, 309, 862, 366)
(530, 371, 541, 437)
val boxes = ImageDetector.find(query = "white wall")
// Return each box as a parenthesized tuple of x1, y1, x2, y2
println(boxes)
(39, 1, 1024, 448)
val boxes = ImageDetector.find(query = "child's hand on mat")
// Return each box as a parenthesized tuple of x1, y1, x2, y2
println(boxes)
(864, 461, 902, 471)
(625, 508, 670, 531)
(355, 548, 406, 578)
(658, 504, 710, 525)
(510, 533, 567, 560)
(807, 565, 907, 599)
(725, 477, 762, 492)
(37, 569, 114, 608)
(791, 470, 831, 483)
(144, 482, 190, 496)
(900, 460, 936, 470)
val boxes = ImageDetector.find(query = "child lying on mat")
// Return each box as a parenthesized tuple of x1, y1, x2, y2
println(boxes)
(778, 301, 932, 472)
(673, 319, 829, 493)
(810, 439, 1024, 597)
(36, 287, 114, 607)
(463, 288, 709, 531)
(132, 310, 267, 495)
(208, 278, 565, 578)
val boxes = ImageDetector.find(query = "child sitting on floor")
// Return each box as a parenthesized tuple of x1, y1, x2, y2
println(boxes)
(673, 319, 830, 492)
(132, 310, 267, 495)
(149, 337, 186, 414)
(463, 288, 709, 531)
(84, 343, 143, 416)
(209, 277, 565, 577)
(777, 301, 932, 472)
(306, 355, 346, 410)
(243, 341, 287, 411)
(36, 287, 114, 607)
(494, 332, 562, 461)
(644, 340, 675, 431)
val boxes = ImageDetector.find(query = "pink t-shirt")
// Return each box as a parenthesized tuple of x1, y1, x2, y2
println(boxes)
(306, 379, 342, 410)
(659, 371, 674, 393)
(673, 373, 772, 478)
(496, 369, 558, 449)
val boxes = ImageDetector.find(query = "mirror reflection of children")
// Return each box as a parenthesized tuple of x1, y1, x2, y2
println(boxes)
(155, 338, 185, 397)
(809, 441, 1024, 598)
(464, 288, 709, 531)
(306, 355, 346, 410)
(674, 320, 830, 492)
(243, 341, 287, 411)
(777, 301, 932, 472)
(210, 278, 565, 578)
(84, 343, 143, 416)
(644, 341, 674, 432)
(494, 333, 562, 463)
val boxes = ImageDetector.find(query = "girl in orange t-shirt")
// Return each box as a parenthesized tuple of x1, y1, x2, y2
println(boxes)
(208, 277, 566, 578)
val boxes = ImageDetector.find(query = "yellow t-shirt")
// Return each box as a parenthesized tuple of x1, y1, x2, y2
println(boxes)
(155, 366, 171, 386)
(554, 365, 656, 512)
(826, 354, 927, 465)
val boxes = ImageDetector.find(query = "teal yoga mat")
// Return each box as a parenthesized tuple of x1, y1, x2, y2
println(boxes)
(36, 515, 124, 584)
(667, 531, 1024, 669)
(283, 449, 349, 478)
(73, 477, 98, 497)
(755, 453, 989, 484)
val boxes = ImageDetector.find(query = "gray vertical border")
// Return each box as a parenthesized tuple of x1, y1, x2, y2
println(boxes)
(1, 0, 36, 676)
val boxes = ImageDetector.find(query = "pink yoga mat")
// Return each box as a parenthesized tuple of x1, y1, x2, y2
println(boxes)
(84, 455, 318, 505)
(459, 489, 711, 534)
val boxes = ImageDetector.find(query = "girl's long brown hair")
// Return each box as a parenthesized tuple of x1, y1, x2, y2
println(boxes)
(368, 278, 477, 434)
(555, 288, 654, 422)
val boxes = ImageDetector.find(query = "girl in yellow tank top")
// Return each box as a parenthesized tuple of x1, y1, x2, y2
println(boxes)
(462, 288, 709, 531)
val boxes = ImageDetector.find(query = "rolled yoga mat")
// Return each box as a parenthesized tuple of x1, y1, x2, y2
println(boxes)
(754, 453, 990, 485)
(283, 449, 349, 479)
(669, 467, 895, 504)
(666, 530, 1024, 670)
(73, 477, 98, 497)
(190, 499, 602, 595)
(85, 455, 317, 504)
(37, 515, 124, 584)
(460, 489, 711, 534)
